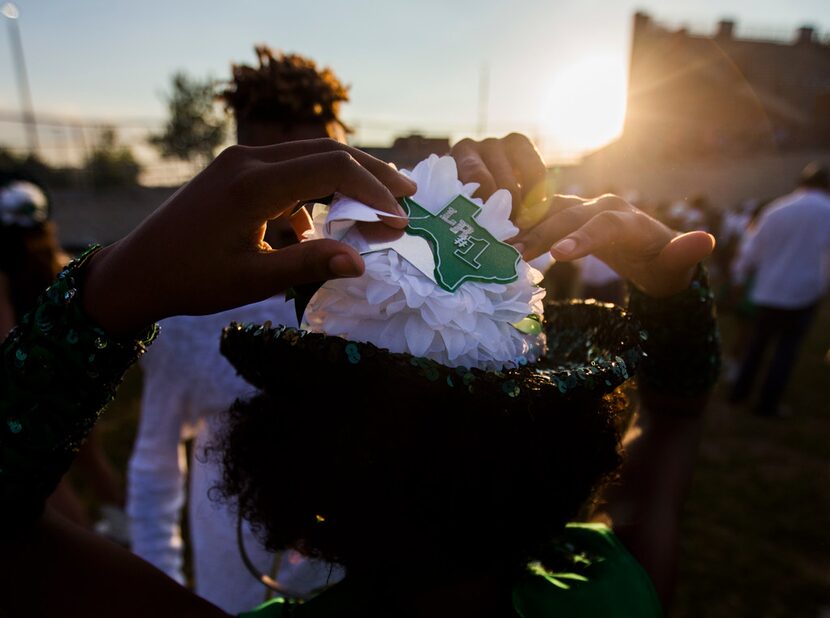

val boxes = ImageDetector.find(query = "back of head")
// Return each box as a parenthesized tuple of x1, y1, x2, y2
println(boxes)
(221, 46, 350, 146)
(798, 162, 829, 191)
(220, 387, 625, 582)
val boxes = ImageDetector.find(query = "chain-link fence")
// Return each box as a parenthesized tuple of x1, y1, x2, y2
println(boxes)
(0, 108, 555, 189)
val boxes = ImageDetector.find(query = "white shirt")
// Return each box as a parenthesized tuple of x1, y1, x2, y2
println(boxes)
(128, 297, 341, 614)
(577, 255, 621, 287)
(719, 200, 757, 244)
(733, 189, 830, 309)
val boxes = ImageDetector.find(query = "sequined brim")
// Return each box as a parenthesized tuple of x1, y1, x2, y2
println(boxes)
(221, 299, 645, 403)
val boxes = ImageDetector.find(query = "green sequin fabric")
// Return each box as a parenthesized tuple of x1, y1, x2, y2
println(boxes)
(627, 264, 721, 399)
(0, 245, 158, 528)
(221, 300, 644, 405)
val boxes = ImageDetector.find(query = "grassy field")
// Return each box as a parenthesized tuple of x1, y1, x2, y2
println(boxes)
(89, 301, 830, 617)
(674, 301, 830, 617)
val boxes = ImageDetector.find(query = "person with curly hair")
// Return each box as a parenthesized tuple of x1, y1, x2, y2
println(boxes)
(1, 136, 718, 617)
(222, 46, 350, 147)
(127, 48, 353, 612)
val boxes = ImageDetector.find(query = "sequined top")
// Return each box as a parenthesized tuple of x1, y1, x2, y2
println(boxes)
(0, 246, 157, 528)
(627, 264, 721, 400)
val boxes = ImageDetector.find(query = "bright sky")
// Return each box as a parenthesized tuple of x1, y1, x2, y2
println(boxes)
(0, 0, 828, 163)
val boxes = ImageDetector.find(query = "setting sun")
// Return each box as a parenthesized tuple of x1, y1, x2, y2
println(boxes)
(540, 54, 628, 158)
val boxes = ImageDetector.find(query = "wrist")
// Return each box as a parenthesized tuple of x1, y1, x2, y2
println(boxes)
(627, 263, 721, 403)
(1, 247, 158, 529)
(635, 263, 697, 300)
(81, 242, 160, 337)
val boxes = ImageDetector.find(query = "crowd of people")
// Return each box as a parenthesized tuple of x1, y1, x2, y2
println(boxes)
(558, 170, 830, 420)
(0, 46, 827, 618)
(695, 172, 826, 417)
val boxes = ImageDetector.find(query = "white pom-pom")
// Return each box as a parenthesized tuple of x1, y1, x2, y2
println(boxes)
(304, 155, 546, 370)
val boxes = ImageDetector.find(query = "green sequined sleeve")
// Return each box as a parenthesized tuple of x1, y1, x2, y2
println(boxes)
(627, 263, 721, 400)
(0, 246, 158, 528)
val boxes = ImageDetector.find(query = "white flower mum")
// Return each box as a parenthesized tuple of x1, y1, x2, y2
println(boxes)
(304, 155, 546, 371)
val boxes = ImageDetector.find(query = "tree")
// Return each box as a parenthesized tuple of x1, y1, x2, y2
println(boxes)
(150, 72, 227, 165)
(0, 146, 76, 189)
(85, 126, 141, 189)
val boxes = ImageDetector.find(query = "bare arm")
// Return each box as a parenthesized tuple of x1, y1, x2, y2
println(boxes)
(0, 508, 230, 617)
(593, 393, 707, 607)
(591, 266, 719, 608)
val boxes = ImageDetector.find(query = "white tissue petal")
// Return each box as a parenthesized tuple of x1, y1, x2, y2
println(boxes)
(477, 189, 520, 241)
(304, 155, 546, 370)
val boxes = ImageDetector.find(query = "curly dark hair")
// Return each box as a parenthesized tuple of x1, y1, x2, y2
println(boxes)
(216, 367, 625, 579)
(221, 46, 350, 131)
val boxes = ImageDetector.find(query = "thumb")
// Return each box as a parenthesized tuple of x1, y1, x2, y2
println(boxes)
(654, 231, 716, 293)
(256, 239, 365, 296)
(660, 231, 716, 270)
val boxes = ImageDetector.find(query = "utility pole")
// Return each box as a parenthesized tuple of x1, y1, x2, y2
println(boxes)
(2, 2, 40, 157)
(477, 63, 489, 138)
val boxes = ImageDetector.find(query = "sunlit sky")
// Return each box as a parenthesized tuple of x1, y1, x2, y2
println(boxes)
(0, 0, 828, 163)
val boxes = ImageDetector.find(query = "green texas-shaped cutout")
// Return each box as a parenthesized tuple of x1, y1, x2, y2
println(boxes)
(401, 194, 520, 292)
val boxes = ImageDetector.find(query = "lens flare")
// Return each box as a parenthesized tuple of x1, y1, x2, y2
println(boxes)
(540, 54, 628, 157)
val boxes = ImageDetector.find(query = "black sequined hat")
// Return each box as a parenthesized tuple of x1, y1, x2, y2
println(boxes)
(220, 299, 645, 404)
(218, 299, 651, 575)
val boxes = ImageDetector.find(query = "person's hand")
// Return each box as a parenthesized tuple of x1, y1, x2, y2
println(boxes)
(450, 133, 548, 223)
(82, 139, 416, 335)
(512, 194, 715, 298)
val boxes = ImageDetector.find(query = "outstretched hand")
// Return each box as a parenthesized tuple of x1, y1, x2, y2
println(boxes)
(448, 135, 714, 297)
(512, 194, 716, 298)
(82, 139, 416, 335)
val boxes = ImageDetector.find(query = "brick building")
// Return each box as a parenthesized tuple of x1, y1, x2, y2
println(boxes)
(623, 12, 830, 158)
(359, 134, 450, 171)
(560, 13, 830, 206)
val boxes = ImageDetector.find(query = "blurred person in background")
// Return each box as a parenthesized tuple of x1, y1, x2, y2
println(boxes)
(0, 170, 129, 539)
(575, 254, 624, 305)
(714, 198, 758, 291)
(664, 195, 717, 234)
(721, 198, 772, 381)
(693, 195, 720, 236)
(0, 171, 62, 338)
(127, 46, 349, 613)
(570, 189, 625, 304)
(719, 198, 758, 259)
(729, 162, 830, 417)
(541, 261, 578, 300)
